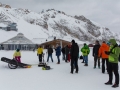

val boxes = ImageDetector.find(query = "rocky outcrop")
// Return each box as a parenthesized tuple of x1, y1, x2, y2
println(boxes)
(0, 3, 11, 8)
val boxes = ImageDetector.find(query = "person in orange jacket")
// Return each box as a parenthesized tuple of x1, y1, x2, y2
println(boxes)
(98, 41, 109, 73)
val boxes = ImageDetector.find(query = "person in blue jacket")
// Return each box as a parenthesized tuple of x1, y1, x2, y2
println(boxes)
(55, 44, 61, 64)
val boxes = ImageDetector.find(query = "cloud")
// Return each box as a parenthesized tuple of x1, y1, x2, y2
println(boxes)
(0, 0, 120, 32)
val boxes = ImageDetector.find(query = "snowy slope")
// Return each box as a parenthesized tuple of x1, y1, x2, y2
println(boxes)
(0, 3, 120, 44)
(0, 49, 120, 90)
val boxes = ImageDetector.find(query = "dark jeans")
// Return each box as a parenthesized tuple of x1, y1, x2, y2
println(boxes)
(62, 53, 65, 60)
(65, 54, 68, 62)
(108, 62, 119, 85)
(57, 56, 60, 63)
(38, 54, 42, 63)
(47, 54, 53, 62)
(102, 58, 108, 73)
(71, 57, 78, 73)
(94, 55, 100, 67)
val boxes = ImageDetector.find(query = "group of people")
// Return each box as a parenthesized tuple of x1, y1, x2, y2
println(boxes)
(37, 44, 61, 64)
(61, 44, 71, 62)
(93, 39, 120, 88)
(12, 38, 120, 88)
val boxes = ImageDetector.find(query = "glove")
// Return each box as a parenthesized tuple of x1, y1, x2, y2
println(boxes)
(105, 51, 110, 55)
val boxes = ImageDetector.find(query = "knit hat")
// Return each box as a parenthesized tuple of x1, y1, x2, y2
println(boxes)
(84, 43, 86, 46)
(16, 49, 20, 52)
(107, 42, 110, 45)
(71, 39, 75, 43)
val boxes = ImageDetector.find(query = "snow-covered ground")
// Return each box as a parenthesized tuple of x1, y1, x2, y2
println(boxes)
(0, 48, 120, 90)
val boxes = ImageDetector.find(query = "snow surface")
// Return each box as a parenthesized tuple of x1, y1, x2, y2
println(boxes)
(0, 48, 120, 90)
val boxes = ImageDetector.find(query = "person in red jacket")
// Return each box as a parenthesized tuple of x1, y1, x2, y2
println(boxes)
(98, 41, 109, 73)
(68, 45, 71, 62)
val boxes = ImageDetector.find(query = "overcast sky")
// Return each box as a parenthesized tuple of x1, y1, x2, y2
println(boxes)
(1, 0, 120, 33)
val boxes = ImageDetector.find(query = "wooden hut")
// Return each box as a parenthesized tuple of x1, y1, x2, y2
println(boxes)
(40, 39, 71, 48)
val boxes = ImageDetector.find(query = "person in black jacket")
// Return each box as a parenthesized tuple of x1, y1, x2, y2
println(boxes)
(61, 46, 66, 60)
(70, 40, 79, 74)
(65, 45, 70, 62)
(93, 40, 101, 68)
(47, 45, 53, 62)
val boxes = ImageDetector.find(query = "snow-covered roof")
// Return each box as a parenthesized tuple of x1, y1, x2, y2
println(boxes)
(32, 38, 54, 44)
(1, 33, 34, 44)
(31, 36, 88, 45)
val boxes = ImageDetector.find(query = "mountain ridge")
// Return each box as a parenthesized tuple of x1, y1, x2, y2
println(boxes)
(0, 2, 119, 44)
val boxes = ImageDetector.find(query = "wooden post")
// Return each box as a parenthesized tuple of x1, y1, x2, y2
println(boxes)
(60, 40, 62, 48)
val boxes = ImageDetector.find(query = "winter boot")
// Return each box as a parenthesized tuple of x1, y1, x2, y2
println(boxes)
(39, 62, 42, 64)
(98, 66, 100, 69)
(112, 84, 119, 88)
(105, 81, 112, 85)
(81, 61, 84, 63)
(84, 64, 88, 66)
(102, 71, 105, 74)
(70, 71, 73, 74)
(75, 71, 78, 73)
(57, 62, 60, 64)
(93, 66, 96, 69)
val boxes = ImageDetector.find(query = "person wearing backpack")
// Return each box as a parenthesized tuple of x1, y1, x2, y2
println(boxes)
(47, 45, 53, 62)
(70, 40, 79, 74)
(104, 39, 119, 88)
(81, 43, 90, 66)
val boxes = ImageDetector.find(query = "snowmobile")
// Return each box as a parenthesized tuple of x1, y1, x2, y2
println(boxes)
(1, 57, 31, 69)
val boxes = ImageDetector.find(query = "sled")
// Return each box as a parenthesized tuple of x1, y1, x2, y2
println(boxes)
(38, 63, 46, 67)
(1, 57, 31, 69)
(42, 65, 53, 70)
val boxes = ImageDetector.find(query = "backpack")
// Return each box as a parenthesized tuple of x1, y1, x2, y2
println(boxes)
(80, 55, 83, 59)
(42, 66, 51, 70)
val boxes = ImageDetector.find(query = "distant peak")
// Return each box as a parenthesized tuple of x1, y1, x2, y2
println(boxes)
(0, 2, 11, 8)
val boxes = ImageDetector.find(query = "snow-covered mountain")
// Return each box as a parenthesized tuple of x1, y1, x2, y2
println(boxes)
(0, 2, 119, 43)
